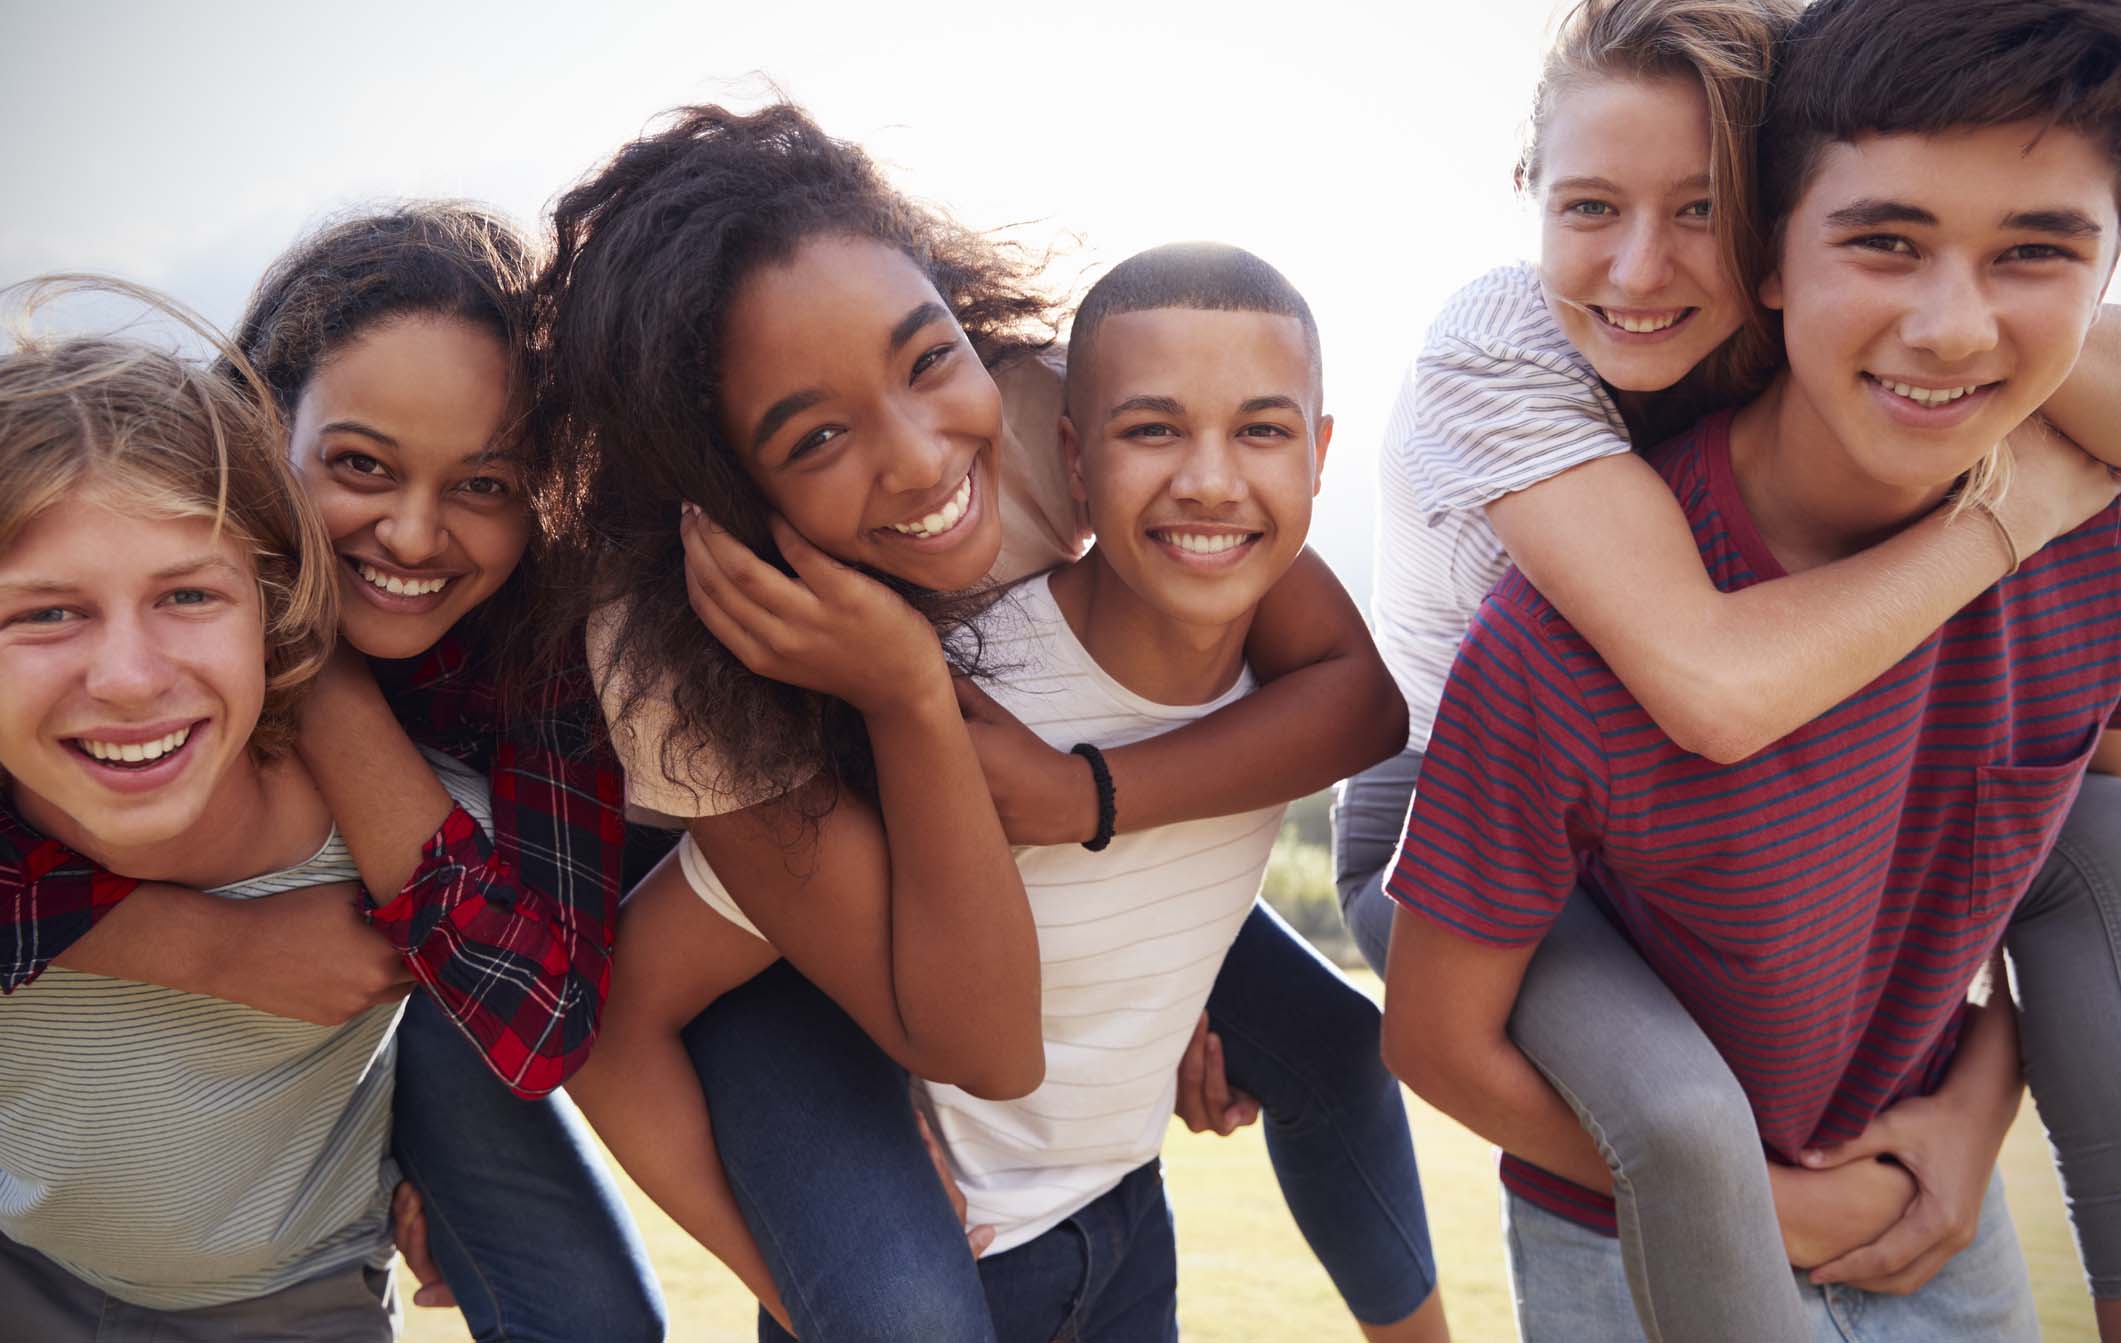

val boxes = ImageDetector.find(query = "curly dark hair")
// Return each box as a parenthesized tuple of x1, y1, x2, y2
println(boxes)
(537, 101, 1060, 811)
(229, 201, 550, 699)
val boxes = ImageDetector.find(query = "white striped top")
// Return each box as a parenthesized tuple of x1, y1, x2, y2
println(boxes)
(1372, 262, 1632, 751)
(0, 750, 491, 1309)
(674, 575, 1282, 1254)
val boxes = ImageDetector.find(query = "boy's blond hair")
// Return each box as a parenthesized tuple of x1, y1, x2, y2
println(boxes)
(0, 278, 337, 757)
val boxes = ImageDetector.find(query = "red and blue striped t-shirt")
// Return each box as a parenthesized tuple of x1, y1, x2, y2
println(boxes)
(1390, 409, 2121, 1233)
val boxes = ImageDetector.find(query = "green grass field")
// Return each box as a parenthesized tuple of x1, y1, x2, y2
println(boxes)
(400, 981, 2097, 1341)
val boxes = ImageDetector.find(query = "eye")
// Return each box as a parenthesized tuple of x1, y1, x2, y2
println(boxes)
(1847, 234, 1917, 256)
(911, 342, 956, 380)
(788, 425, 846, 463)
(160, 588, 218, 610)
(1122, 423, 1179, 440)
(2001, 242, 2074, 263)
(1563, 199, 1616, 218)
(1678, 199, 1712, 221)
(334, 451, 389, 478)
(1239, 423, 1294, 440)
(458, 475, 513, 498)
(7, 606, 77, 628)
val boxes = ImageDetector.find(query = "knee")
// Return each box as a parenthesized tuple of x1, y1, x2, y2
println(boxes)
(1603, 1071, 1759, 1190)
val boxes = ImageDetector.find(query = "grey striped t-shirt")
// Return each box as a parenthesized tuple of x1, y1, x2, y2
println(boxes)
(0, 750, 490, 1309)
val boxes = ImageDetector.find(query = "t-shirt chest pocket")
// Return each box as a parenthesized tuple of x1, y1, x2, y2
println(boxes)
(1968, 728, 2101, 918)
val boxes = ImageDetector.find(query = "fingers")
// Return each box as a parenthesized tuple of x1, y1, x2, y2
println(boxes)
(682, 505, 818, 631)
(1800, 1113, 1896, 1171)
(1202, 1030, 1236, 1136)
(1175, 1014, 1212, 1132)
(391, 1183, 458, 1308)
(916, 1111, 970, 1227)
(1808, 1198, 1965, 1288)
(767, 513, 854, 595)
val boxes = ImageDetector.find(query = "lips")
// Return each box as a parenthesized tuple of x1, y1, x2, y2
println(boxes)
(1589, 305, 1698, 337)
(64, 718, 208, 791)
(1147, 526, 1263, 568)
(341, 554, 458, 612)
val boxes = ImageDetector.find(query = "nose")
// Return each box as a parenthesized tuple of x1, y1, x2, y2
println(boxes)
(372, 493, 448, 566)
(1899, 259, 1998, 366)
(82, 609, 178, 706)
(1171, 432, 1246, 510)
(1610, 216, 1675, 297)
(875, 398, 952, 498)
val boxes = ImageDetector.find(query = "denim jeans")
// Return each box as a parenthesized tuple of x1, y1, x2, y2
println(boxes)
(1339, 747, 2121, 1335)
(391, 991, 667, 1343)
(977, 1160, 1179, 1343)
(687, 903, 1437, 1342)
(1504, 1169, 2039, 1343)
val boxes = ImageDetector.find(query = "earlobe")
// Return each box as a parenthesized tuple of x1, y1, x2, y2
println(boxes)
(1312, 414, 1333, 496)
(1059, 415, 1089, 504)
(1759, 270, 1785, 312)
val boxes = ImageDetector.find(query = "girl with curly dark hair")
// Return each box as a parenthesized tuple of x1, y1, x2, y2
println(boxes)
(0, 208, 666, 1342)
(545, 102, 1441, 1341)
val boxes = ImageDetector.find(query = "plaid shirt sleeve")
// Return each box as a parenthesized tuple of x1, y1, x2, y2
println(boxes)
(370, 653, 627, 1098)
(0, 804, 142, 993)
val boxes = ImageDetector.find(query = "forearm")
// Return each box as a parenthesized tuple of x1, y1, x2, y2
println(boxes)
(1384, 1023, 1614, 1194)
(1933, 954, 2025, 1144)
(1099, 549, 1405, 835)
(48, 883, 238, 994)
(2092, 729, 2121, 776)
(2044, 306, 2121, 467)
(300, 673, 455, 900)
(568, 1030, 787, 1325)
(868, 687, 1043, 1095)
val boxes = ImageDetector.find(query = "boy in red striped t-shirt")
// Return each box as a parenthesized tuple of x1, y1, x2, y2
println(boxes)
(1384, 1, 2121, 1339)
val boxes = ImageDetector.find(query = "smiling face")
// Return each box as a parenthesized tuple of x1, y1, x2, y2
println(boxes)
(287, 315, 531, 660)
(1537, 74, 1748, 392)
(1765, 121, 2118, 496)
(0, 494, 266, 853)
(1061, 307, 1329, 632)
(715, 234, 1007, 593)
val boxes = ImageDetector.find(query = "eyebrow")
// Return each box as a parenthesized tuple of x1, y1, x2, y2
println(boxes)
(1824, 198, 1939, 230)
(0, 554, 242, 599)
(154, 554, 246, 582)
(1108, 395, 1186, 421)
(1239, 395, 1304, 416)
(318, 419, 399, 449)
(750, 389, 829, 454)
(888, 301, 950, 355)
(2004, 207, 2104, 238)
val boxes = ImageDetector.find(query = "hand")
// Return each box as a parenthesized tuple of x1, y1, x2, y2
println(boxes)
(213, 883, 414, 1025)
(916, 1111, 995, 1257)
(391, 1181, 458, 1309)
(1992, 415, 2119, 559)
(955, 678, 1095, 845)
(1796, 1091, 2006, 1293)
(679, 505, 948, 716)
(1174, 1013, 1260, 1136)
(1771, 1157, 1916, 1270)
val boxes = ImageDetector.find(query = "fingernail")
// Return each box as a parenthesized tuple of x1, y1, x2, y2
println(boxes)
(1801, 1150, 1822, 1165)
(970, 1226, 995, 1254)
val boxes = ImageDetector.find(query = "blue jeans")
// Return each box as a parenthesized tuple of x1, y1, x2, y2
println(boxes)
(391, 991, 667, 1343)
(687, 904, 1436, 1341)
(977, 1161, 1179, 1343)
(1505, 1170, 2039, 1343)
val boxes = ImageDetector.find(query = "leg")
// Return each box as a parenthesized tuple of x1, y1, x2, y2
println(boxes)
(1207, 901, 1442, 1337)
(1331, 747, 1422, 977)
(1502, 1192, 1647, 1343)
(1066, 1160, 1181, 1343)
(1509, 892, 1807, 1343)
(391, 990, 666, 1343)
(2005, 770, 2121, 1334)
(682, 960, 995, 1343)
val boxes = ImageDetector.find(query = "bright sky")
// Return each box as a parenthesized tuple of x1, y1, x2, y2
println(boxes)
(0, 0, 1562, 604)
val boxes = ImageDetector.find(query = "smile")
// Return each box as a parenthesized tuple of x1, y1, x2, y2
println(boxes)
(1590, 306, 1695, 335)
(356, 561, 451, 597)
(73, 723, 191, 765)
(884, 470, 975, 540)
(1869, 376, 1988, 408)
(1149, 527, 1262, 565)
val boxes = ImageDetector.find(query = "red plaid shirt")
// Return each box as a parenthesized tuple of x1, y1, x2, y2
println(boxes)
(0, 633, 624, 1098)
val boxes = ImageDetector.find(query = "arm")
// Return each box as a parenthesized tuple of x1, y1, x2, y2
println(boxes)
(301, 647, 623, 1097)
(0, 805, 142, 992)
(2043, 305, 2121, 467)
(1489, 419, 2113, 764)
(963, 549, 1406, 845)
(2092, 729, 2121, 777)
(680, 512, 1042, 1099)
(564, 855, 787, 1326)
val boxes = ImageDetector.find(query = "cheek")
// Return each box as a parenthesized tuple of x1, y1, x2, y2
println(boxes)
(463, 508, 533, 587)
(308, 484, 377, 547)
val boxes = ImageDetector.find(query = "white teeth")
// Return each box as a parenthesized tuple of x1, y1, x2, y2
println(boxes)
(79, 725, 191, 764)
(1880, 379, 1980, 407)
(357, 562, 449, 597)
(1157, 530, 1249, 555)
(1599, 308, 1686, 334)
(888, 472, 975, 538)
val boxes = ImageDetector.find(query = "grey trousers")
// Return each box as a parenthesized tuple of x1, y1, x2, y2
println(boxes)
(0, 1234, 399, 1343)
(1335, 749, 2121, 1342)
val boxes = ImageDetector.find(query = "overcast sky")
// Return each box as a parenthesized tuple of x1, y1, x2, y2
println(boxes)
(2, 0, 1564, 603)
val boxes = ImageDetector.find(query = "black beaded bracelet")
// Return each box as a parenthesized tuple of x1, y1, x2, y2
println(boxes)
(1070, 742, 1117, 852)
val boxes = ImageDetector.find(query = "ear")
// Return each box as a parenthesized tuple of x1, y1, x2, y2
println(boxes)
(1758, 267, 1785, 312)
(1311, 414, 1334, 497)
(1059, 414, 1089, 504)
